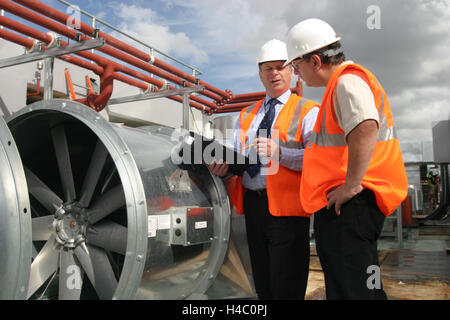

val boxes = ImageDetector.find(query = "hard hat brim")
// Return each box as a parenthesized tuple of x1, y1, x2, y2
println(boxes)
(283, 37, 341, 67)
(258, 59, 287, 66)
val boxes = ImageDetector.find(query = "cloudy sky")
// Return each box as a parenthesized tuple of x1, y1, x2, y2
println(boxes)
(14, 0, 450, 143)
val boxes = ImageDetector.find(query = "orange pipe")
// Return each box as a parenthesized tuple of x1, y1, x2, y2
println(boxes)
(230, 91, 266, 102)
(58, 54, 104, 75)
(0, 1, 278, 114)
(112, 73, 148, 92)
(94, 63, 115, 110)
(0, 27, 34, 49)
(11, 0, 231, 101)
(0, 14, 52, 43)
(64, 68, 76, 100)
(77, 63, 115, 111)
(0, 24, 213, 113)
(0, 1, 220, 110)
(85, 76, 94, 95)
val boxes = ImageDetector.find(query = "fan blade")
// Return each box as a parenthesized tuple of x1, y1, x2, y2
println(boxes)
(78, 140, 109, 208)
(32, 215, 54, 241)
(27, 235, 59, 299)
(73, 242, 95, 285)
(58, 248, 83, 300)
(87, 185, 125, 224)
(88, 245, 118, 300)
(100, 166, 117, 195)
(87, 221, 127, 255)
(25, 167, 63, 214)
(51, 125, 76, 203)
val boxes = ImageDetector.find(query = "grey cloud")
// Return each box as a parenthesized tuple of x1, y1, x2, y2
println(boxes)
(279, 0, 450, 143)
(69, 0, 449, 144)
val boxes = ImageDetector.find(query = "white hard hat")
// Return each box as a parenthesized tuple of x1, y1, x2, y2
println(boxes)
(284, 18, 341, 66)
(256, 39, 288, 65)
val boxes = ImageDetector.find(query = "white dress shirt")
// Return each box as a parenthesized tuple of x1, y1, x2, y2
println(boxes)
(232, 90, 319, 190)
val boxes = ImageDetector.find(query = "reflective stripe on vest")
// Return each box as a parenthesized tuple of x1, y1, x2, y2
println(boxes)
(300, 63, 408, 216)
(240, 96, 309, 149)
(309, 80, 395, 148)
(230, 94, 319, 217)
(278, 97, 309, 150)
(242, 101, 259, 122)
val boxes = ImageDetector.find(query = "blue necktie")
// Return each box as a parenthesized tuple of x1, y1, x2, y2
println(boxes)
(246, 98, 278, 178)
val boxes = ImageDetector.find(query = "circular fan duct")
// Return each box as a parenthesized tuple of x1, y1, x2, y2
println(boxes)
(5, 99, 230, 300)
(0, 116, 31, 300)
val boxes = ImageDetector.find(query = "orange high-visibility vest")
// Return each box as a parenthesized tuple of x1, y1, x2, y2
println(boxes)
(300, 63, 408, 216)
(229, 94, 318, 217)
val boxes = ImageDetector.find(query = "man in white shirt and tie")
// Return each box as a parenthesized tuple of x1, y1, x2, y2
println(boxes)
(207, 39, 319, 299)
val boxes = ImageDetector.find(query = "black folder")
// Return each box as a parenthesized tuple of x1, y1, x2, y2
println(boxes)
(178, 131, 252, 176)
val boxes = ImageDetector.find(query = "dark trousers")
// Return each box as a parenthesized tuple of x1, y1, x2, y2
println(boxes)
(314, 189, 387, 300)
(243, 190, 310, 300)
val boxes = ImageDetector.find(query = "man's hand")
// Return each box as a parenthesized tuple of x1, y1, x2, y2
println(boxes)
(291, 78, 303, 96)
(205, 159, 229, 177)
(326, 183, 363, 215)
(326, 119, 378, 215)
(255, 137, 280, 160)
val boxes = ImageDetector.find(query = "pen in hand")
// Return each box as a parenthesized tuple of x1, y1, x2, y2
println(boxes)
(242, 142, 256, 150)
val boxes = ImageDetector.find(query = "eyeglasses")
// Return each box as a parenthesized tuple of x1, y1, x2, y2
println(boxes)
(291, 58, 305, 71)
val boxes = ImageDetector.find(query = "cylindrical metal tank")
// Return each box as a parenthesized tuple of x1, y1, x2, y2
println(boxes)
(4, 99, 231, 300)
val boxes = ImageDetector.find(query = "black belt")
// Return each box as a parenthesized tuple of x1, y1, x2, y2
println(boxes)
(249, 189, 267, 196)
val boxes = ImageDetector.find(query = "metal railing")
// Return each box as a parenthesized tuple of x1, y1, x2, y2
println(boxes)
(56, 0, 203, 77)
(0, 0, 264, 113)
